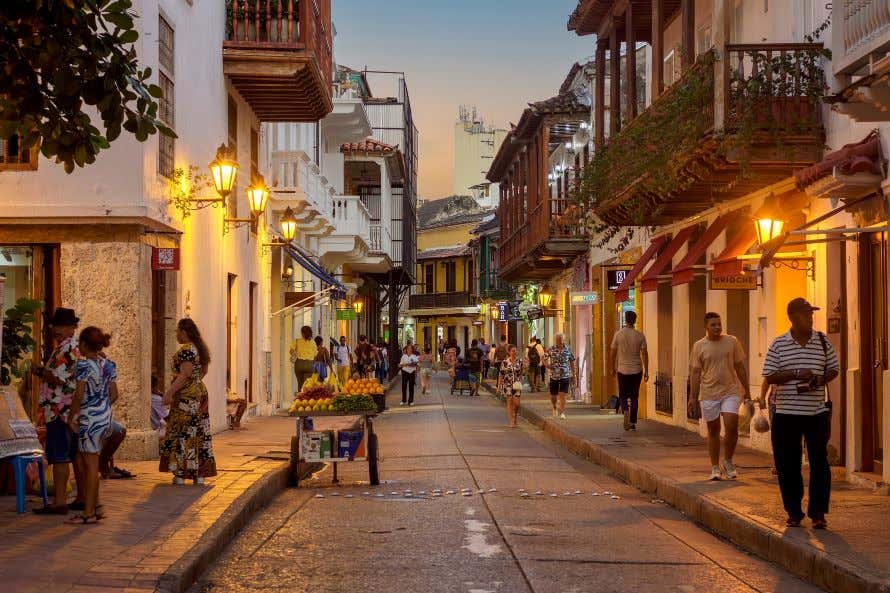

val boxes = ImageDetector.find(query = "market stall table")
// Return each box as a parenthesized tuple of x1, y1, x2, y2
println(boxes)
(288, 410, 379, 487)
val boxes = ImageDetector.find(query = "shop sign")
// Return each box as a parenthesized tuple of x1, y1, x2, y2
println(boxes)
(570, 291, 599, 306)
(527, 306, 544, 321)
(285, 291, 316, 308)
(497, 301, 522, 322)
(152, 247, 180, 271)
(606, 269, 631, 291)
(336, 308, 357, 320)
(708, 272, 757, 291)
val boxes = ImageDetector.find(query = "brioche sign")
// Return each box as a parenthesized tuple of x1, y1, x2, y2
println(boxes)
(708, 271, 756, 290)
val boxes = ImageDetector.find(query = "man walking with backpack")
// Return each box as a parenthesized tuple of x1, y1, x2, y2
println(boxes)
(763, 298, 838, 529)
(610, 310, 648, 430)
(526, 338, 544, 391)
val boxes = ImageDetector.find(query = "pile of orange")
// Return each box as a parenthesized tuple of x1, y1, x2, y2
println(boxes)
(341, 378, 384, 395)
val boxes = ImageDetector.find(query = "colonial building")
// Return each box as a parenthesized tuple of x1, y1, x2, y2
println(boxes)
(567, 0, 890, 484)
(0, 0, 334, 456)
(406, 196, 491, 353)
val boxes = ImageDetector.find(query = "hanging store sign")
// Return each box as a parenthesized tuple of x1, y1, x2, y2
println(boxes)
(151, 247, 180, 271)
(527, 306, 544, 321)
(336, 308, 357, 320)
(570, 291, 599, 306)
(497, 301, 523, 322)
(708, 272, 757, 291)
(285, 291, 316, 308)
(606, 269, 631, 291)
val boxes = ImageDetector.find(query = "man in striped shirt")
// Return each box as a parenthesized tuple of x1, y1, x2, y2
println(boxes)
(763, 298, 839, 529)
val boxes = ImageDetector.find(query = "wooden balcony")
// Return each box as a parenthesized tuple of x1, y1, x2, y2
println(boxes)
(409, 292, 474, 310)
(479, 272, 513, 300)
(592, 44, 826, 226)
(224, 0, 333, 122)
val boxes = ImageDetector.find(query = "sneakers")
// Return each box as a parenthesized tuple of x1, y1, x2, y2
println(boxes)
(709, 466, 722, 481)
(172, 476, 185, 485)
(399, 402, 406, 406)
(194, 477, 205, 485)
(559, 412, 567, 419)
(722, 459, 738, 480)
(629, 424, 636, 431)
(551, 409, 558, 418)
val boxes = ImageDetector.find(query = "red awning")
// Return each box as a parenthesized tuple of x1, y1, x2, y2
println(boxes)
(671, 212, 739, 286)
(614, 234, 670, 302)
(712, 223, 757, 276)
(639, 224, 698, 292)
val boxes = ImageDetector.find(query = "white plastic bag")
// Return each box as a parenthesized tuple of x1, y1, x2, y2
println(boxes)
(738, 399, 755, 433)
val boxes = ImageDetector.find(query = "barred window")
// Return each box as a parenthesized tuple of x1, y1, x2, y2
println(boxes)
(0, 135, 37, 171)
(157, 16, 175, 179)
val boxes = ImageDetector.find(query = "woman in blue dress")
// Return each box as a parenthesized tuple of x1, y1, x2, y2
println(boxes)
(67, 326, 117, 524)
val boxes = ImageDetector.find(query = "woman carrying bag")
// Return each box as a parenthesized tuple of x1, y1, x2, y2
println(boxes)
(313, 336, 332, 382)
(499, 345, 524, 428)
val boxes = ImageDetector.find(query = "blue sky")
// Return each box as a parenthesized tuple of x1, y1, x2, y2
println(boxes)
(333, 0, 595, 199)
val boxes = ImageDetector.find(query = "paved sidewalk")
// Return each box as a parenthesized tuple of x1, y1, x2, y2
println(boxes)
(481, 380, 890, 593)
(0, 415, 299, 593)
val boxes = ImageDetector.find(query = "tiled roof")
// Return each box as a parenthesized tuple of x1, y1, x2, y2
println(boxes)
(417, 245, 471, 260)
(340, 138, 398, 155)
(472, 214, 499, 234)
(528, 89, 591, 115)
(559, 63, 582, 94)
(418, 195, 492, 230)
(795, 131, 883, 188)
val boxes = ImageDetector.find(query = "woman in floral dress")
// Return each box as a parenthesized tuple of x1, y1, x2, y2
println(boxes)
(160, 318, 216, 485)
(498, 345, 524, 428)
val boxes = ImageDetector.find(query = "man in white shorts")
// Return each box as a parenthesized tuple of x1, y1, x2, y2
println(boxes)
(689, 312, 749, 480)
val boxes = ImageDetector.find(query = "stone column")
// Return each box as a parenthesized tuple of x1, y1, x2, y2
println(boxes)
(61, 239, 158, 460)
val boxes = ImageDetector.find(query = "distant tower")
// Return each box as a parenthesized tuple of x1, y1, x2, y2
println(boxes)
(453, 106, 507, 207)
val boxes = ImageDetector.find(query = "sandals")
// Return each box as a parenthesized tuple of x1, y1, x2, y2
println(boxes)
(786, 515, 805, 527)
(66, 513, 99, 525)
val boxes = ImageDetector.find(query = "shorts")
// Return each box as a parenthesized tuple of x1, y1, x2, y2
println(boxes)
(700, 395, 741, 422)
(549, 378, 570, 395)
(528, 363, 540, 375)
(469, 373, 480, 384)
(45, 418, 77, 464)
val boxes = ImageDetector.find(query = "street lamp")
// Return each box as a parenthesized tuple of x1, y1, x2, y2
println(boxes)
(352, 299, 364, 315)
(224, 174, 270, 234)
(490, 304, 500, 318)
(209, 144, 238, 199)
(754, 216, 785, 247)
(279, 206, 298, 242)
(538, 288, 553, 308)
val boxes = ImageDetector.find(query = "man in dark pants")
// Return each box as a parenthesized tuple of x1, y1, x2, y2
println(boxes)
(763, 298, 839, 529)
(610, 310, 648, 431)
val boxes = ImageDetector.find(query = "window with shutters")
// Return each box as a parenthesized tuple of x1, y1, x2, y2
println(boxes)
(157, 16, 175, 178)
(424, 264, 434, 294)
(0, 135, 37, 171)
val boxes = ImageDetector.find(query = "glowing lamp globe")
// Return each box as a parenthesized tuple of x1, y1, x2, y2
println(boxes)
(538, 290, 553, 308)
(279, 207, 298, 242)
(246, 176, 270, 217)
(352, 300, 364, 315)
(754, 217, 785, 246)
(209, 144, 238, 198)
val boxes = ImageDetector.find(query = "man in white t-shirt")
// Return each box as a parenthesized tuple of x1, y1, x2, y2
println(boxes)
(334, 336, 353, 387)
(689, 312, 750, 481)
(610, 310, 648, 431)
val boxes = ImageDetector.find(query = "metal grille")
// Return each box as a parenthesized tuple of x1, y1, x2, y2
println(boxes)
(0, 136, 36, 170)
(158, 16, 175, 74)
(655, 373, 673, 415)
(157, 73, 175, 179)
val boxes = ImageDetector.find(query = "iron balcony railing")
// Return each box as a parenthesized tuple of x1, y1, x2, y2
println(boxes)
(409, 292, 473, 309)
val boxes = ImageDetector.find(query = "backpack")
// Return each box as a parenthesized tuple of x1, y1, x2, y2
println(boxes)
(494, 344, 508, 361)
(527, 345, 541, 366)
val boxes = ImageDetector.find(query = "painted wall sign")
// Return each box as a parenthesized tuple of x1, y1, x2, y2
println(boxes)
(708, 272, 757, 290)
(151, 247, 180, 271)
(336, 308, 357, 320)
(570, 291, 599, 306)
(607, 269, 631, 291)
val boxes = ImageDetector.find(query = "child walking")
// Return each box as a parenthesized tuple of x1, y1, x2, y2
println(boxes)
(67, 327, 118, 524)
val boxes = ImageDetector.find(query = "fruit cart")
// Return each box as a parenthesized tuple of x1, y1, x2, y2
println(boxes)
(287, 378, 384, 487)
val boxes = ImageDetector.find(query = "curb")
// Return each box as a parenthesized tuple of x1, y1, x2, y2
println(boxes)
(156, 460, 295, 593)
(480, 382, 888, 593)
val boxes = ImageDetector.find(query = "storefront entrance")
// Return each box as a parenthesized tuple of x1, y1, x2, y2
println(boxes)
(0, 244, 61, 419)
(860, 231, 887, 474)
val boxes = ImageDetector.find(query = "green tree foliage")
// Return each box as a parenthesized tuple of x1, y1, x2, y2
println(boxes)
(0, 0, 175, 173)
(1, 297, 44, 386)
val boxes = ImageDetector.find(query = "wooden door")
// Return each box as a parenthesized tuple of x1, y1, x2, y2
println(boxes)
(860, 232, 887, 473)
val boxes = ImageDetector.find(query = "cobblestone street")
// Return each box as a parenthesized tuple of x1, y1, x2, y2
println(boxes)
(193, 375, 820, 593)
